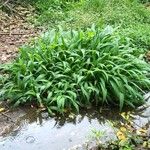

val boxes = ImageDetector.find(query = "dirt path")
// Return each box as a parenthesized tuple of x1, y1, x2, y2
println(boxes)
(0, 5, 40, 63)
(0, 5, 42, 135)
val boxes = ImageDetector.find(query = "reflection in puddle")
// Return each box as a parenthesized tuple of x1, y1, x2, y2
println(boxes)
(0, 108, 120, 150)
(132, 96, 150, 129)
(0, 95, 149, 150)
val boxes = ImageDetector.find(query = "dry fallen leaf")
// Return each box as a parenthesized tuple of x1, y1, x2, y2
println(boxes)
(116, 131, 126, 141)
(120, 126, 127, 132)
(121, 111, 131, 121)
(143, 141, 147, 148)
(136, 128, 147, 135)
(0, 108, 5, 112)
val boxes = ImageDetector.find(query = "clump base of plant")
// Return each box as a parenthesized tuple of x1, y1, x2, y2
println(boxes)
(0, 26, 150, 114)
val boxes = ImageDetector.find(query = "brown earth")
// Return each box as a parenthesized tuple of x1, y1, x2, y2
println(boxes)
(0, 105, 28, 136)
(0, 4, 42, 135)
(0, 4, 41, 63)
(146, 51, 150, 62)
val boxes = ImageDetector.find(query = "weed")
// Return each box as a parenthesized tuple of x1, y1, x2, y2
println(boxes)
(1, 26, 150, 114)
(84, 0, 150, 26)
(118, 23, 150, 50)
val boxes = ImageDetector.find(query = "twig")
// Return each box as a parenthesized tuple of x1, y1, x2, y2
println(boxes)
(0, 110, 9, 115)
(1, 1, 25, 20)
(0, 32, 27, 35)
(0, 0, 11, 9)
(5, 3, 25, 20)
(1, 112, 11, 119)
(0, 110, 15, 123)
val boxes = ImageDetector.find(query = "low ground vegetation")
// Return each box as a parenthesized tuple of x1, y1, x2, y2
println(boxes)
(0, 26, 150, 114)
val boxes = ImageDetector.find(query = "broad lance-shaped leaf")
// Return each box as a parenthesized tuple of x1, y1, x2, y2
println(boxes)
(67, 91, 77, 99)
(1, 26, 150, 113)
(47, 91, 53, 101)
(57, 95, 65, 110)
(88, 84, 99, 94)
(99, 78, 107, 102)
(65, 95, 79, 112)
(36, 74, 46, 81)
(110, 80, 124, 110)
(80, 84, 90, 101)
(36, 93, 42, 105)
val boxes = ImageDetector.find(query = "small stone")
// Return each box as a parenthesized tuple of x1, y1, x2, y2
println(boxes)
(26, 136, 35, 143)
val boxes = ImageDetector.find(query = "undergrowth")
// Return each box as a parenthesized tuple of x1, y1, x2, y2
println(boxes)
(12, 0, 150, 53)
(118, 23, 150, 50)
(24, 0, 150, 50)
(0, 26, 150, 114)
(84, 0, 150, 26)
(1, 0, 150, 114)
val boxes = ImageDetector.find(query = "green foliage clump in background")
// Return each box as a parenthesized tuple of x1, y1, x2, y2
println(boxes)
(24, 0, 77, 26)
(18, 0, 150, 52)
(1, 26, 150, 114)
(17, 0, 150, 29)
(84, 0, 150, 51)
(34, 0, 70, 25)
(119, 24, 150, 50)
(24, 0, 150, 52)
(84, 0, 150, 26)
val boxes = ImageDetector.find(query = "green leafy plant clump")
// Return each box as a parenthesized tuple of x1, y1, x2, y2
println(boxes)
(0, 26, 150, 114)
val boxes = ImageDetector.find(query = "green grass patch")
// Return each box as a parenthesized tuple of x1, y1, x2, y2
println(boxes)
(20, 0, 150, 52)
(17, 0, 150, 30)
(83, 0, 150, 26)
(26, 0, 150, 53)
(119, 23, 150, 49)
(25, 0, 78, 27)
(0, 26, 150, 114)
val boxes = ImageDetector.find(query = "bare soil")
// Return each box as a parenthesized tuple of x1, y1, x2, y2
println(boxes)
(0, 5, 41, 135)
(0, 5, 40, 63)
(0, 106, 27, 136)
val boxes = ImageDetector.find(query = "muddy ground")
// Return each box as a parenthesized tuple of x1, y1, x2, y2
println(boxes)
(0, 105, 30, 136)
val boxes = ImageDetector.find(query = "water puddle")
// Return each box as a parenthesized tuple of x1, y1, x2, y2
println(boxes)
(0, 93, 149, 150)
(0, 108, 120, 150)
